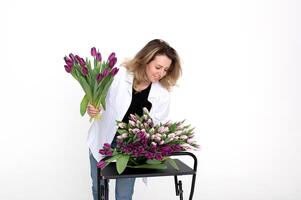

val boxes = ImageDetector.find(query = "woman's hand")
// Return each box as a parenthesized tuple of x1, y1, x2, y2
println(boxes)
(87, 104, 101, 118)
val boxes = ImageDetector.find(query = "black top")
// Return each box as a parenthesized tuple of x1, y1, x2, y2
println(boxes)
(111, 84, 153, 147)
(121, 84, 152, 123)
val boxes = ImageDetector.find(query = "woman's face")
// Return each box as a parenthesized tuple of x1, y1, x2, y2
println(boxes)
(145, 55, 172, 83)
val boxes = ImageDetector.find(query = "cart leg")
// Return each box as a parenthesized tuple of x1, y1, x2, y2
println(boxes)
(104, 179, 109, 200)
(98, 169, 107, 200)
(188, 174, 196, 200)
(97, 168, 100, 200)
(174, 176, 183, 200)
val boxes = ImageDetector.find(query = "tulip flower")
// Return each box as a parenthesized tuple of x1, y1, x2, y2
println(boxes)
(108, 52, 115, 61)
(91, 47, 97, 57)
(75, 55, 81, 63)
(143, 107, 149, 114)
(103, 143, 111, 149)
(63, 48, 119, 122)
(187, 138, 194, 144)
(109, 57, 117, 68)
(69, 53, 75, 62)
(130, 114, 137, 122)
(118, 122, 127, 129)
(180, 135, 188, 140)
(110, 67, 119, 76)
(155, 154, 163, 160)
(96, 52, 102, 62)
(99, 149, 106, 155)
(102, 68, 109, 77)
(64, 65, 72, 73)
(79, 58, 86, 67)
(129, 120, 136, 127)
(96, 73, 104, 83)
(64, 56, 73, 67)
(97, 160, 106, 169)
(81, 66, 88, 76)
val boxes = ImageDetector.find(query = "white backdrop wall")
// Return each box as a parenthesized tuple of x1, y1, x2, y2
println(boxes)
(1, 0, 300, 200)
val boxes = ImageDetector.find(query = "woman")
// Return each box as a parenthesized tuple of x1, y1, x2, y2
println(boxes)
(87, 39, 182, 200)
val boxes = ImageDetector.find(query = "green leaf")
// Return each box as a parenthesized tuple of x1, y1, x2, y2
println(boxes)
(87, 59, 92, 71)
(105, 154, 122, 163)
(80, 94, 89, 116)
(99, 95, 106, 110)
(116, 154, 130, 174)
(70, 69, 79, 81)
(169, 123, 177, 132)
(117, 129, 128, 134)
(78, 76, 93, 101)
(96, 78, 113, 109)
(146, 159, 163, 165)
(100, 62, 106, 73)
(166, 158, 179, 170)
(93, 79, 98, 102)
(75, 68, 81, 78)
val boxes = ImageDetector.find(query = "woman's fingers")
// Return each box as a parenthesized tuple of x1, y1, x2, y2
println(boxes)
(87, 104, 100, 117)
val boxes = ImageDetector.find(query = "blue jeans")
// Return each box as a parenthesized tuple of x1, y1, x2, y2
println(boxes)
(89, 151, 136, 200)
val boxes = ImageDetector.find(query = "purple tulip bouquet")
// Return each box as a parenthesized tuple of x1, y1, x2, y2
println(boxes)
(97, 108, 199, 174)
(64, 47, 119, 121)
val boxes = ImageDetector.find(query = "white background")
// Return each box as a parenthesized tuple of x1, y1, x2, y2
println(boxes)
(1, 0, 300, 199)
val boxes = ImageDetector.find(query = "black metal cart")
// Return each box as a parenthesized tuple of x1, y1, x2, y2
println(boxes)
(97, 152, 197, 200)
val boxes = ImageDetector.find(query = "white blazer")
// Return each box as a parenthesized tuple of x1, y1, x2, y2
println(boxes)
(87, 67, 170, 161)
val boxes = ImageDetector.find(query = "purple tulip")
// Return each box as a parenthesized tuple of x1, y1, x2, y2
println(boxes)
(145, 152, 154, 159)
(172, 144, 183, 151)
(75, 55, 81, 63)
(108, 52, 115, 61)
(155, 154, 163, 160)
(82, 66, 88, 76)
(102, 68, 109, 77)
(69, 53, 75, 62)
(108, 57, 117, 68)
(97, 160, 106, 169)
(64, 64, 72, 73)
(105, 150, 113, 156)
(79, 57, 86, 67)
(99, 149, 106, 155)
(96, 73, 104, 83)
(110, 67, 119, 76)
(91, 47, 97, 57)
(103, 143, 111, 149)
(64, 56, 73, 67)
(96, 52, 102, 62)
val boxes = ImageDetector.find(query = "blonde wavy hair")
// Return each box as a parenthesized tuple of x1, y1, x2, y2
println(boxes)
(124, 39, 182, 91)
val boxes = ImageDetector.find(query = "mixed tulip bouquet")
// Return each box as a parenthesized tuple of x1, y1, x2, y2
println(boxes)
(97, 108, 199, 174)
(63, 47, 119, 121)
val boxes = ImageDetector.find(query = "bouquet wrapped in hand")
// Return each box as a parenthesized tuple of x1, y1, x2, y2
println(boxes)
(64, 47, 119, 121)
(97, 108, 199, 174)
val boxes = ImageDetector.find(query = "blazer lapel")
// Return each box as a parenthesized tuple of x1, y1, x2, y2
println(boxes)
(125, 71, 133, 96)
